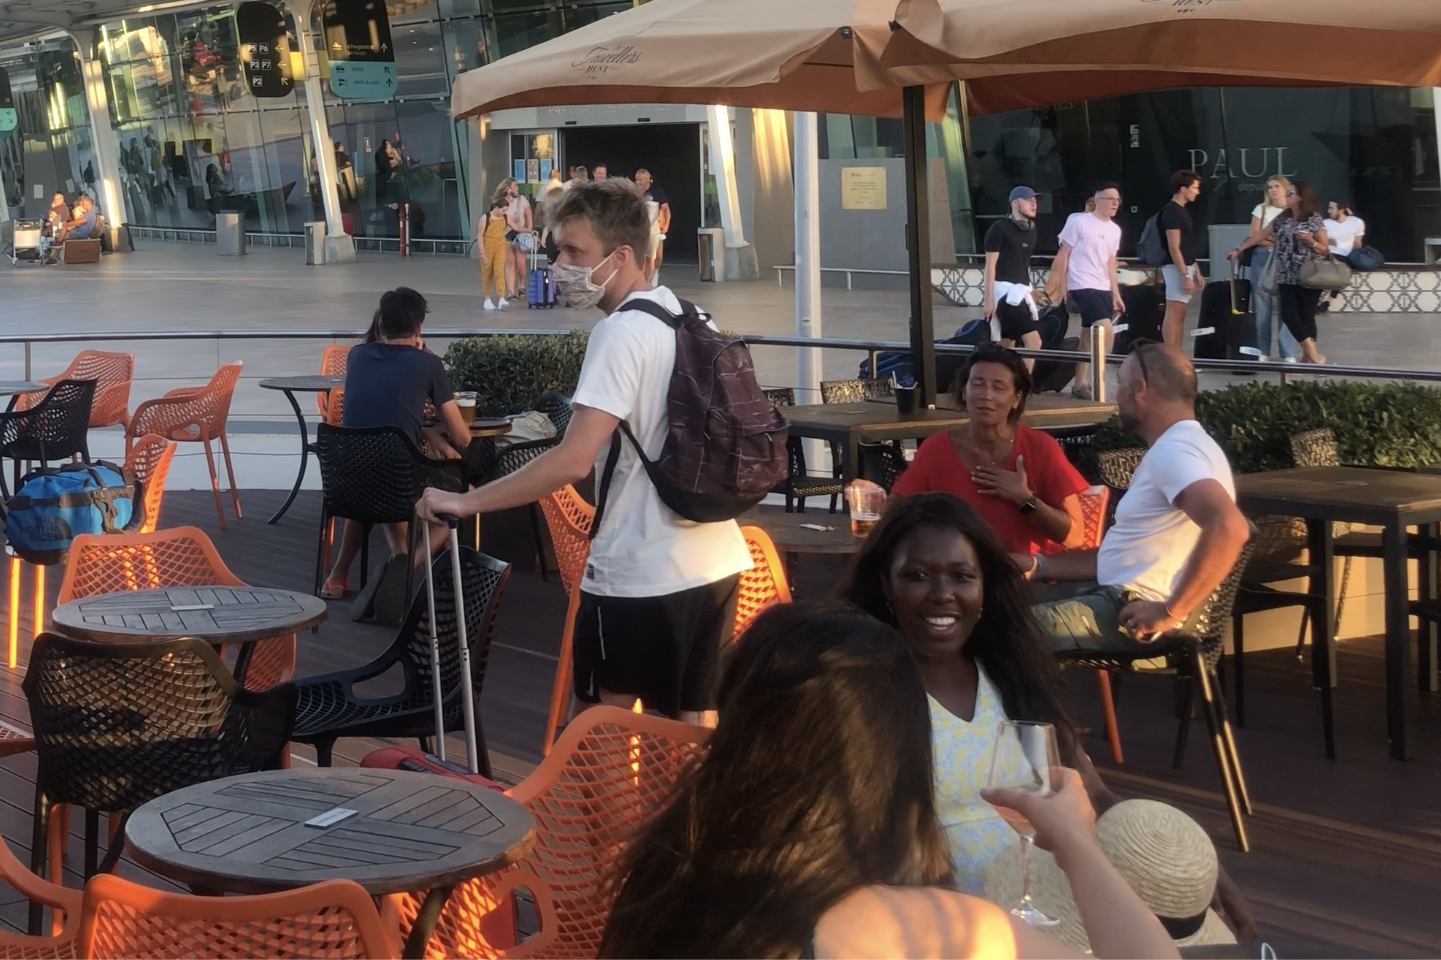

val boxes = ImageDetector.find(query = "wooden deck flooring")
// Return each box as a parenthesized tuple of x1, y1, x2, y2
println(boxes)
(0, 488, 1436, 955)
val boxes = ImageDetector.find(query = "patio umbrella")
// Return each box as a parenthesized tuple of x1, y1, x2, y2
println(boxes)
(449, 0, 950, 122)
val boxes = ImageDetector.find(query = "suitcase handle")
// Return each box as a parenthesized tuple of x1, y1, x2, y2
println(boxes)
(438, 513, 460, 529)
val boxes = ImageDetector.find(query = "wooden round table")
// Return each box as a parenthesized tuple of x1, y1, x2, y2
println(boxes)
(740, 509, 864, 555)
(50, 585, 327, 684)
(258, 375, 346, 524)
(0, 381, 49, 413)
(126, 768, 535, 959)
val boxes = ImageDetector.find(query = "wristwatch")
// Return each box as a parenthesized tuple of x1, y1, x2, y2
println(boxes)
(1018, 497, 1038, 515)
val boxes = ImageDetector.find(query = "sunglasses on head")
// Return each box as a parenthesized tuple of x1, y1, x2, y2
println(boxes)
(1130, 337, 1159, 381)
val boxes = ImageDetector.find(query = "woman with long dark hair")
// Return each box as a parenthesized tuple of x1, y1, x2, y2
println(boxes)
(834, 493, 1255, 940)
(600, 601, 1179, 960)
(1230, 178, 1329, 364)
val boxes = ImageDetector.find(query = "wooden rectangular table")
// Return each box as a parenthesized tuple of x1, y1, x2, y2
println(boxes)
(1234, 465, 1441, 761)
(784, 393, 1117, 482)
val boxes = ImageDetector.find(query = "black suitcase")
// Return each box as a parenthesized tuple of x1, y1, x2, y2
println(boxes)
(1114, 284, 1165, 354)
(1193, 266, 1259, 361)
(1031, 303, 1078, 393)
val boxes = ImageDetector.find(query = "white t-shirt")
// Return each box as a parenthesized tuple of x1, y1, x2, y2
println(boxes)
(1324, 216, 1365, 256)
(1251, 203, 1284, 229)
(1057, 212, 1121, 293)
(1097, 420, 1235, 602)
(571, 287, 752, 598)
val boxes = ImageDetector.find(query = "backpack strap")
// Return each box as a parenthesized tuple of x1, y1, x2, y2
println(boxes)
(616, 297, 709, 326)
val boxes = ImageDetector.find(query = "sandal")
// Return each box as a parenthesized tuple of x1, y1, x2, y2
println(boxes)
(320, 578, 348, 600)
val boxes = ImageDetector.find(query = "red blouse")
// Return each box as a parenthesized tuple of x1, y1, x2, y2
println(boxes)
(891, 424, 1089, 554)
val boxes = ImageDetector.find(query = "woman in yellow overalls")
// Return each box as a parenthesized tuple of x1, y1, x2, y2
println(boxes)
(480, 198, 510, 310)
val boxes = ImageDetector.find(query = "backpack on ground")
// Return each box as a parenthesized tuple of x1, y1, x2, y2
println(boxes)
(4, 462, 139, 565)
(592, 298, 789, 534)
(1136, 210, 1169, 265)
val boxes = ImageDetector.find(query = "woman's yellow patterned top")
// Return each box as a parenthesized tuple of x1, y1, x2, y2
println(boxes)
(929, 664, 1026, 894)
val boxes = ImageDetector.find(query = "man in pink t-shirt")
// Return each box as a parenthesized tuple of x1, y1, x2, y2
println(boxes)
(1051, 183, 1125, 399)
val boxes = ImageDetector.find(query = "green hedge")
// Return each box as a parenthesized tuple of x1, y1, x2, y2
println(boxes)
(1089, 380, 1441, 475)
(443, 331, 590, 418)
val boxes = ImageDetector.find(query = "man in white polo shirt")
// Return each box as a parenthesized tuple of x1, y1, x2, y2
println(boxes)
(1018, 343, 1250, 652)
(1051, 182, 1125, 399)
(418, 179, 751, 725)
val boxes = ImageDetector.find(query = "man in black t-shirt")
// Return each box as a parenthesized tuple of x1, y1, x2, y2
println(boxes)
(636, 168, 670, 283)
(1159, 169, 1204, 346)
(322, 287, 472, 612)
(983, 185, 1042, 364)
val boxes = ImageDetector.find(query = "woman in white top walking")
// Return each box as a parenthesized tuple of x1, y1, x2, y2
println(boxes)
(1246, 176, 1298, 361)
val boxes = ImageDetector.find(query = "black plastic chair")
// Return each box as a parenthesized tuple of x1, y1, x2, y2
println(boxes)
(474, 436, 561, 579)
(533, 392, 574, 436)
(0, 378, 96, 495)
(311, 423, 467, 608)
(291, 547, 510, 774)
(857, 441, 908, 492)
(22, 633, 295, 931)
(1056, 535, 1256, 853)
(764, 387, 842, 513)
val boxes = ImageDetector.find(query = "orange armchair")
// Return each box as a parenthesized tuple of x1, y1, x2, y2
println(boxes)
(735, 525, 791, 639)
(536, 485, 595, 756)
(126, 361, 243, 529)
(395, 705, 709, 959)
(318, 344, 349, 420)
(1076, 485, 1124, 764)
(124, 433, 177, 535)
(19, 349, 134, 429)
(78, 874, 393, 960)
(0, 830, 82, 958)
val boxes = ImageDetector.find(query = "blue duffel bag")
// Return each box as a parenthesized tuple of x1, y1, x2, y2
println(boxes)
(3, 462, 139, 565)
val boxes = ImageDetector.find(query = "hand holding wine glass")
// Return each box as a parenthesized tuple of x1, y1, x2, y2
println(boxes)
(982, 720, 1068, 927)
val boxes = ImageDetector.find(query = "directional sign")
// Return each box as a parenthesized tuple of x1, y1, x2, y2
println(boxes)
(322, 0, 396, 100)
(0, 68, 16, 142)
(236, 2, 294, 99)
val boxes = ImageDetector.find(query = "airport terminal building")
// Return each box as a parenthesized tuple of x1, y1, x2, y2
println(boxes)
(1, 0, 1437, 272)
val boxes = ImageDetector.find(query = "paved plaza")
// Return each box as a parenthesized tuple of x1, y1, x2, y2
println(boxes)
(2, 240, 1436, 492)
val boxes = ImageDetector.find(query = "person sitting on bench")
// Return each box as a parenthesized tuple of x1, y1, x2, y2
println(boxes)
(46, 192, 70, 236)
(60, 195, 98, 241)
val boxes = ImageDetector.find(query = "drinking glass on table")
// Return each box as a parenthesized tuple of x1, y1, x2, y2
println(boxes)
(845, 480, 886, 538)
(986, 720, 1062, 927)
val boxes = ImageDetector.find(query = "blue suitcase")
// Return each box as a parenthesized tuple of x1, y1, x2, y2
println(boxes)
(527, 266, 557, 308)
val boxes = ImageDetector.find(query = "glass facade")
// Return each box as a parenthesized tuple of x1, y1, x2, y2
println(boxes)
(0, 46, 96, 222)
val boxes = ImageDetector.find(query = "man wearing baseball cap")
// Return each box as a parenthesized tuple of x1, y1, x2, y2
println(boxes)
(984, 186, 1043, 366)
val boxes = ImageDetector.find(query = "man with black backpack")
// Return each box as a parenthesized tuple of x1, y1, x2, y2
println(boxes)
(418, 179, 784, 728)
(1137, 170, 1205, 347)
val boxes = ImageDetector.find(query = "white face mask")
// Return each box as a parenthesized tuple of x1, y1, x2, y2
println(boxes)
(551, 250, 618, 309)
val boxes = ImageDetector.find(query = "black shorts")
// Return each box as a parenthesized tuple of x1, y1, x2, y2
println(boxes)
(995, 299, 1040, 341)
(1070, 288, 1115, 328)
(504, 229, 517, 242)
(572, 575, 741, 717)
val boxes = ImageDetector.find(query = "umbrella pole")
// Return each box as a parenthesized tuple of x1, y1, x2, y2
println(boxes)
(902, 85, 936, 408)
(794, 111, 824, 465)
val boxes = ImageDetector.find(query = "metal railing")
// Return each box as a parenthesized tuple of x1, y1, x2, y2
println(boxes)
(773, 264, 908, 290)
(125, 225, 470, 256)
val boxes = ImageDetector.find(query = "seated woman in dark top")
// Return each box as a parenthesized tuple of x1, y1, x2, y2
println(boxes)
(321, 288, 471, 606)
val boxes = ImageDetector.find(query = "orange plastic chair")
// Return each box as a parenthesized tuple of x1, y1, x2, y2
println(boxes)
(1076, 485, 1123, 764)
(325, 385, 346, 425)
(124, 433, 177, 535)
(57, 526, 296, 692)
(3, 435, 176, 669)
(78, 873, 393, 960)
(317, 344, 350, 419)
(734, 525, 792, 639)
(0, 830, 82, 957)
(18, 349, 134, 429)
(537, 486, 594, 756)
(126, 361, 243, 530)
(394, 705, 710, 960)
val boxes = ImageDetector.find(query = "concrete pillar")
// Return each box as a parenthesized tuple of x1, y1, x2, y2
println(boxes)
(706, 104, 757, 281)
(71, 37, 126, 227)
(289, 0, 355, 263)
(794, 111, 823, 425)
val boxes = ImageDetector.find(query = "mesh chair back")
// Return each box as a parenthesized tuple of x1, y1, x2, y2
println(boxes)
(20, 351, 133, 428)
(314, 423, 442, 525)
(820, 378, 893, 404)
(1077, 485, 1110, 548)
(1290, 428, 1340, 467)
(407, 548, 510, 731)
(127, 363, 241, 444)
(857, 441, 908, 492)
(398, 706, 710, 960)
(534, 393, 574, 436)
(538, 486, 594, 598)
(735, 526, 791, 637)
(122, 434, 176, 534)
(80, 874, 391, 960)
(23, 634, 295, 812)
(488, 437, 561, 484)
(763, 387, 795, 408)
(1, 379, 96, 463)
(1096, 448, 1146, 490)
(317, 345, 350, 419)
(1188, 535, 1257, 669)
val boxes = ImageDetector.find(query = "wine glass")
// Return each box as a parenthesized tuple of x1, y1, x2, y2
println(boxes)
(986, 720, 1062, 927)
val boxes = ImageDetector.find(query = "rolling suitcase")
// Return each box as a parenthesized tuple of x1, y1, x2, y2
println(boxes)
(1113, 283, 1165, 354)
(1193, 263, 1260, 361)
(526, 244, 557, 309)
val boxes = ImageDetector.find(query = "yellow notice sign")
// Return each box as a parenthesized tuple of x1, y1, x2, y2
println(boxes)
(841, 166, 887, 210)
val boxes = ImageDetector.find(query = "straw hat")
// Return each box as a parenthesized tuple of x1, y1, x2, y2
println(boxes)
(982, 799, 1236, 951)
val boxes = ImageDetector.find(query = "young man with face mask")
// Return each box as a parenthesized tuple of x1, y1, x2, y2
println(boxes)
(417, 179, 750, 728)
(984, 186, 1043, 365)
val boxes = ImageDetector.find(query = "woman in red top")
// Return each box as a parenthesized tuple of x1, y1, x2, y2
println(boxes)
(892, 344, 1088, 554)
